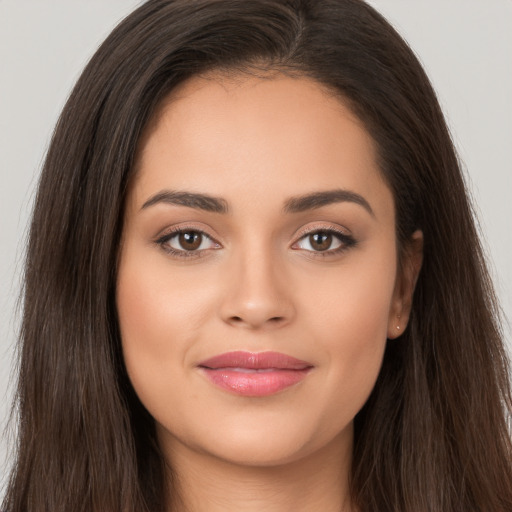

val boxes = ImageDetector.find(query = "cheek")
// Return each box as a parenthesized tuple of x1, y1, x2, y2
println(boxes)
(304, 245, 396, 342)
(299, 248, 396, 418)
(117, 247, 216, 341)
(115, 251, 215, 407)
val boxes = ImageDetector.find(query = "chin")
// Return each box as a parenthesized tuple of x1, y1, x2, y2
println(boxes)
(157, 410, 353, 469)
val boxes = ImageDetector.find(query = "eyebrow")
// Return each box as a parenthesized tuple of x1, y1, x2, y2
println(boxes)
(141, 188, 374, 217)
(141, 190, 229, 213)
(283, 189, 375, 217)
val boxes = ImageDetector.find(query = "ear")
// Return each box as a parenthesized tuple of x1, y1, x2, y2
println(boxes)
(387, 229, 423, 339)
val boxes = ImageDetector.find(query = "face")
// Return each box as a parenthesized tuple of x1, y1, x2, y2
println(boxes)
(117, 73, 419, 468)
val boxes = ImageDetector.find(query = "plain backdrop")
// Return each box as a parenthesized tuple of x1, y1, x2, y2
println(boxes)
(1, 0, 511, 489)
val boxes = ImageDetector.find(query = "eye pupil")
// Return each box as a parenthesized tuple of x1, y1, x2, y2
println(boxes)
(179, 231, 202, 250)
(310, 232, 332, 251)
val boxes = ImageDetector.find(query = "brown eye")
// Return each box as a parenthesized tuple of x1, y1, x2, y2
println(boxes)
(178, 231, 203, 250)
(293, 228, 354, 255)
(158, 229, 219, 255)
(309, 231, 333, 251)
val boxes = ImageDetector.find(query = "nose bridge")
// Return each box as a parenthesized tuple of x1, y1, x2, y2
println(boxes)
(220, 237, 294, 329)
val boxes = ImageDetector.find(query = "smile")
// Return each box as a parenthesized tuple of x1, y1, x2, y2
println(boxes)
(197, 351, 313, 397)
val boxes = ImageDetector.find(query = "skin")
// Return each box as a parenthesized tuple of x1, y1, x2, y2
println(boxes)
(117, 73, 423, 512)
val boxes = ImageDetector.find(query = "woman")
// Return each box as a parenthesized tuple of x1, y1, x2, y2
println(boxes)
(3, 0, 511, 511)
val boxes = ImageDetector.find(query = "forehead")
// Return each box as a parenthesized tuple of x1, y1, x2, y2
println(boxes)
(131, 73, 393, 219)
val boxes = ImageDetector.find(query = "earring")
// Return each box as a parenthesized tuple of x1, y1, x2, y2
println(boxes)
(397, 314, 401, 331)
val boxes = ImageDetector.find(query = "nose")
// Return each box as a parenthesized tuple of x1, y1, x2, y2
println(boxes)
(219, 248, 295, 330)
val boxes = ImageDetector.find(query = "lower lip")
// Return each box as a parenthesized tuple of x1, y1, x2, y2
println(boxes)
(200, 368, 311, 397)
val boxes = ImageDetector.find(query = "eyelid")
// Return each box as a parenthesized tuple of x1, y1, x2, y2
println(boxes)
(290, 223, 357, 255)
(153, 222, 356, 259)
(292, 223, 352, 243)
(154, 223, 222, 258)
(154, 222, 220, 242)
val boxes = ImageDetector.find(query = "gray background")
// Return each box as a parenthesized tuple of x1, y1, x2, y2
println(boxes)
(1, 0, 511, 487)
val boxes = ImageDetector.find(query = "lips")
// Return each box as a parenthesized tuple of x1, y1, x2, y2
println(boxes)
(197, 351, 313, 397)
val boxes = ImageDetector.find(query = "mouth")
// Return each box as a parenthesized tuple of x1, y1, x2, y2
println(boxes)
(197, 351, 313, 397)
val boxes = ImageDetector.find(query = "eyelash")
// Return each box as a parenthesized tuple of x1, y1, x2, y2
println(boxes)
(154, 225, 357, 259)
(292, 226, 357, 258)
(155, 226, 219, 259)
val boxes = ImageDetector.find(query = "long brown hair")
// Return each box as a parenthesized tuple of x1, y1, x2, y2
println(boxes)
(4, 1, 511, 510)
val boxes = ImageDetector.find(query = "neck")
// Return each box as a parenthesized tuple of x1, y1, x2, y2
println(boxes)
(163, 429, 354, 512)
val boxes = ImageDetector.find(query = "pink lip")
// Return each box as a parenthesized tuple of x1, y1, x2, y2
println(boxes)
(197, 351, 313, 397)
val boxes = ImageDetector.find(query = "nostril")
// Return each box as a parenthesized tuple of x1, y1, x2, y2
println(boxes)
(228, 315, 285, 327)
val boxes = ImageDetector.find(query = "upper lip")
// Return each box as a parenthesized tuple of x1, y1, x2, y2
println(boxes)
(198, 351, 313, 370)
